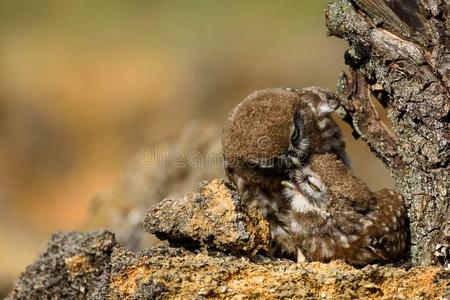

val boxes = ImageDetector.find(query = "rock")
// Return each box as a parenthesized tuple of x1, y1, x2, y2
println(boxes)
(84, 121, 224, 252)
(99, 245, 449, 300)
(143, 178, 270, 255)
(7, 230, 116, 300)
(8, 231, 449, 299)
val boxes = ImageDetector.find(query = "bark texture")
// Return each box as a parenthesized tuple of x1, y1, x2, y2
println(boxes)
(326, 0, 450, 265)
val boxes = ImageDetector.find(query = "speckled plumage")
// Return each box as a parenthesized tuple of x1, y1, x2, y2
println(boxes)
(222, 87, 349, 259)
(284, 154, 407, 265)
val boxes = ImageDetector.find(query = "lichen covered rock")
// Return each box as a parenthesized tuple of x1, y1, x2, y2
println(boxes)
(100, 245, 449, 300)
(143, 178, 270, 255)
(7, 230, 115, 299)
(7, 230, 449, 298)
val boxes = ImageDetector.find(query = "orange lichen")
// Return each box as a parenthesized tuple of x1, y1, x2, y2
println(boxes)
(64, 255, 92, 276)
(110, 264, 153, 297)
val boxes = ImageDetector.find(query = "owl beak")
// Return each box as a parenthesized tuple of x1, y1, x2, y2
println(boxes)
(291, 157, 302, 168)
(281, 180, 296, 190)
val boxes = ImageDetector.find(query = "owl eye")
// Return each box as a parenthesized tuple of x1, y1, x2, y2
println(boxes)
(291, 126, 300, 142)
(307, 177, 321, 192)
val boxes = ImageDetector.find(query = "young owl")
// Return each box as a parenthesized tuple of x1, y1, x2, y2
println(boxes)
(283, 153, 407, 265)
(222, 87, 349, 259)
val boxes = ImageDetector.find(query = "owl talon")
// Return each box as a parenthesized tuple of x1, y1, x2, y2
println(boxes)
(291, 157, 302, 168)
(297, 249, 307, 263)
(281, 181, 296, 190)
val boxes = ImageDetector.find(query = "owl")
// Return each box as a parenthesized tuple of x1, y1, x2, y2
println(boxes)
(282, 153, 407, 265)
(222, 87, 349, 259)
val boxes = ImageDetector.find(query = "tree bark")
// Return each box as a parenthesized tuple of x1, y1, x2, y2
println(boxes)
(326, 0, 450, 265)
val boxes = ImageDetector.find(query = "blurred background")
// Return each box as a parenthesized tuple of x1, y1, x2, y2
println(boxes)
(0, 0, 393, 294)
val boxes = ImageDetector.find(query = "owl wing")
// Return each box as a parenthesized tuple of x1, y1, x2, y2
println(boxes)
(366, 189, 408, 262)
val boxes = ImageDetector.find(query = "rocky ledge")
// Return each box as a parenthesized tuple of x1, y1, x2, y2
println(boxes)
(7, 179, 450, 299)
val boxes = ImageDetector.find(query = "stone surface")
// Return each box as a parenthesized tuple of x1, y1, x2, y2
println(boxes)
(7, 231, 449, 299)
(143, 178, 270, 255)
(101, 245, 449, 300)
(7, 230, 115, 300)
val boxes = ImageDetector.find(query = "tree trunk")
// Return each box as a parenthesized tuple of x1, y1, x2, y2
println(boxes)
(326, 0, 450, 265)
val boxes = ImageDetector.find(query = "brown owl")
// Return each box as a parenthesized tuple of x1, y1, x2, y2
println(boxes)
(282, 153, 407, 265)
(222, 87, 349, 259)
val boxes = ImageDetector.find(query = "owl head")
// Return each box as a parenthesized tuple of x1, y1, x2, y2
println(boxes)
(222, 88, 347, 190)
(282, 153, 374, 214)
(282, 153, 407, 264)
